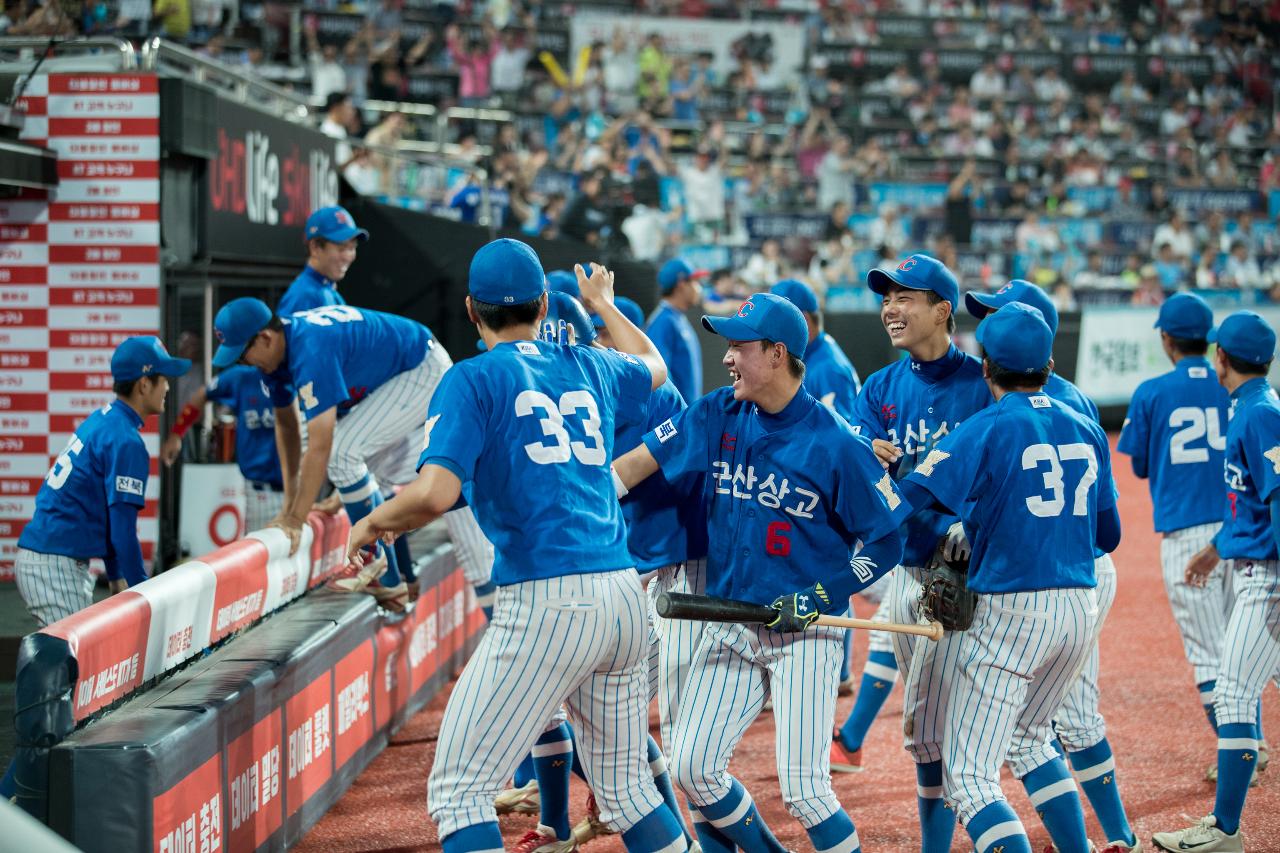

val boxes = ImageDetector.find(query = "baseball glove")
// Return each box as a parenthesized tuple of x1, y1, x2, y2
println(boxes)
(918, 535, 977, 631)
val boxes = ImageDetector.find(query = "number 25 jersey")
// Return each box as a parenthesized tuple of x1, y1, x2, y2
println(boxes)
(419, 339, 651, 586)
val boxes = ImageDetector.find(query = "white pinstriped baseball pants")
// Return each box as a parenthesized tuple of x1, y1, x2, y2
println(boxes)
(1216, 558, 1280, 727)
(1161, 522, 1233, 686)
(861, 573, 896, 656)
(1048, 554, 1118, 756)
(244, 483, 285, 534)
(15, 548, 94, 627)
(428, 569, 665, 840)
(669, 620, 846, 829)
(646, 558, 709, 749)
(944, 588, 1098, 825)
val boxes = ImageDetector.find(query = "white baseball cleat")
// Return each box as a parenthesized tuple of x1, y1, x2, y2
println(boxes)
(495, 779, 540, 815)
(1152, 816, 1244, 853)
(511, 825, 578, 853)
(1101, 840, 1143, 853)
(570, 792, 615, 844)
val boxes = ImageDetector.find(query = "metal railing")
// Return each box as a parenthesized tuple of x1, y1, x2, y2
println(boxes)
(139, 37, 313, 123)
(0, 35, 138, 68)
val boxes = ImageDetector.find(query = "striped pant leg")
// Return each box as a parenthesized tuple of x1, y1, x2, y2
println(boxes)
(766, 624, 846, 828)
(244, 486, 284, 534)
(1052, 556, 1118, 751)
(1161, 522, 1231, 686)
(657, 558, 709, 750)
(14, 548, 93, 628)
(1214, 559, 1280, 727)
(565, 570, 667, 833)
(442, 505, 495, 587)
(946, 589, 1097, 824)
(329, 343, 451, 490)
(428, 572, 624, 839)
(669, 621, 768, 808)
(888, 566, 923, 676)
(898, 565, 964, 763)
(865, 578, 896, 656)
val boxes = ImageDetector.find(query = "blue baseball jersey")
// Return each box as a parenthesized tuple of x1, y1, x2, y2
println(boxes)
(1044, 372, 1099, 423)
(1216, 377, 1280, 560)
(804, 332, 861, 423)
(853, 345, 993, 566)
(419, 339, 651, 585)
(1117, 356, 1230, 533)
(617, 378, 708, 571)
(278, 265, 345, 317)
(642, 386, 910, 605)
(646, 302, 702, 405)
(905, 391, 1115, 593)
(206, 365, 284, 486)
(18, 400, 149, 559)
(261, 305, 432, 420)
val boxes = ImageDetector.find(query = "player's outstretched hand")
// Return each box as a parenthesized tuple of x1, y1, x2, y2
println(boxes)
(574, 262, 615, 315)
(108, 579, 128, 595)
(1184, 543, 1219, 588)
(312, 493, 343, 516)
(870, 438, 903, 470)
(766, 583, 830, 633)
(345, 519, 394, 569)
(942, 521, 971, 562)
(270, 513, 305, 556)
(160, 434, 183, 467)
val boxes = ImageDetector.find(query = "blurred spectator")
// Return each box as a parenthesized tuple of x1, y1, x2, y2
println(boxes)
(1152, 210, 1195, 261)
(816, 133, 856, 212)
(367, 32, 433, 102)
(945, 159, 976, 246)
(669, 57, 701, 122)
(114, 0, 150, 37)
(741, 238, 788, 290)
(447, 22, 498, 106)
(1194, 250, 1219, 288)
(189, 0, 228, 43)
(320, 92, 356, 168)
(1132, 264, 1166, 306)
(491, 24, 535, 101)
(603, 29, 639, 113)
(970, 61, 1005, 101)
(868, 203, 906, 256)
(1160, 99, 1192, 136)
(1073, 251, 1119, 290)
(364, 111, 408, 194)
(153, 0, 190, 40)
(1016, 211, 1062, 256)
(1109, 69, 1150, 104)
(1205, 149, 1240, 186)
(679, 146, 726, 241)
(637, 33, 672, 107)
(875, 64, 921, 100)
(366, 0, 402, 41)
(1153, 243, 1187, 288)
(306, 22, 347, 103)
(1033, 68, 1071, 102)
(559, 169, 610, 246)
(1221, 240, 1265, 289)
(1111, 179, 1145, 219)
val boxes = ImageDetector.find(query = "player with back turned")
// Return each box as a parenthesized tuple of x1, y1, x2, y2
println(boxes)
(829, 254, 992, 853)
(1154, 311, 1280, 853)
(896, 302, 1120, 853)
(344, 239, 690, 853)
(613, 292, 910, 853)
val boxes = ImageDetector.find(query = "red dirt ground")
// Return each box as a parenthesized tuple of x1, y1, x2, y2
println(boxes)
(297, 438, 1280, 852)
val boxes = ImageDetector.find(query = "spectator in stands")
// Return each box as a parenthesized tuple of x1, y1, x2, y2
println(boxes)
(342, 28, 372, 103)
(1132, 264, 1166, 306)
(306, 22, 347, 103)
(875, 63, 921, 100)
(637, 33, 672, 108)
(669, 57, 701, 122)
(868, 203, 907, 256)
(1109, 69, 1150, 104)
(1221, 239, 1265, 289)
(1228, 211, 1272, 256)
(1152, 209, 1195, 262)
(1161, 99, 1193, 136)
(1203, 71, 1242, 110)
(0, 0, 21, 33)
(969, 60, 1005, 101)
(1033, 67, 1071, 102)
(1153, 242, 1188, 289)
(559, 168, 610, 246)
(153, 0, 190, 41)
(1171, 144, 1202, 186)
(491, 23, 534, 104)
(945, 159, 976, 246)
(817, 133, 856, 212)
(364, 111, 408, 194)
(1147, 181, 1171, 218)
(447, 21, 498, 107)
(365, 0, 402, 41)
(602, 28, 639, 113)
(1016, 210, 1062, 256)
(1073, 250, 1119, 290)
(113, 0, 150, 37)
(1194, 250, 1220, 288)
(367, 31, 434, 102)
(320, 92, 356, 169)
(741, 238, 789, 290)
(679, 145, 726, 241)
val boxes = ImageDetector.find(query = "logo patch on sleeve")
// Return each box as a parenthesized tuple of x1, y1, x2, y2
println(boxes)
(422, 414, 440, 450)
(914, 449, 950, 477)
(115, 475, 144, 496)
(299, 381, 319, 410)
(655, 419, 678, 443)
(1265, 445, 1280, 475)
(874, 472, 902, 510)
(1029, 395, 1051, 409)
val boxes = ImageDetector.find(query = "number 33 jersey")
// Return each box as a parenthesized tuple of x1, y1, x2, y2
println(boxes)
(418, 339, 652, 586)
(641, 386, 909, 606)
(19, 400, 149, 559)
(905, 391, 1116, 594)
(1118, 355, 1230, 533)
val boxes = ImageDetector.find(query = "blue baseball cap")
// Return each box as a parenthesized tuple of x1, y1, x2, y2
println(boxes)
(469, 238, 546, 305)
(965, 280, 1059, 336)
(110, 336, 191, 382)
(1155, 292, 1214, 340)
(770, 279, 819, 314)
(546, 269, 580, 298)
(212, 297, 273, 368)
(541, 291, 597, 345)
(866, 254, 959, 310)
(1209, 310, 1276, 365)
(975, 302, 1053, 374)
(305, 205, 369, 243)
(658, 258, 706, 293)
(702, 293, 807, 360)
(592, 295, 644, 329)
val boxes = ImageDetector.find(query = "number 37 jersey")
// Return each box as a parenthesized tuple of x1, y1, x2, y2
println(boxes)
(419, 339, 651, 586)
(1117, 356, 1229, 533)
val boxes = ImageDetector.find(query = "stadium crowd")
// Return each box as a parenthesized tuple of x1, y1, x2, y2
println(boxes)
(5, 0, 1279, 308)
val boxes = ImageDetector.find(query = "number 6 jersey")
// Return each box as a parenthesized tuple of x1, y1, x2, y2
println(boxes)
(418, 339, 652, 586)
(1117, 354, 1230, 533)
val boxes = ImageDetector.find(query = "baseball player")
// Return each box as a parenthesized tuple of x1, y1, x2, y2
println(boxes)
(965, 281, 1139, 853)
(613, 292, 910, 853)
(15, 336, 190, 624)
(277, 205, 367, 317)
(646, 258, 705, 405)
(1154, 311, 1280, 853)
(210, 297, 487, 611)
(161, 365, 286, 533)
(769, 278, 866, 695)
(829, 254, 991, 853)
(897, 302, 1119, 853)
(344, 239, 689, 853)
(1118, 297, 1244, 751)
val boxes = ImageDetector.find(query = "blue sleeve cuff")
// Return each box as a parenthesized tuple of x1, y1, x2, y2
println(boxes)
(419, 455, 467, 483)
(819, 528, 904, 604)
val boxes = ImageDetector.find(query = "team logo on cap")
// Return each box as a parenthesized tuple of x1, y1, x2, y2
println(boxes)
(898, 257, 917, 272)
(141, 364, 152, 374)
(996, 283, 1014, 295)
(736, 299, 757, 318)
(335, 210, 352, 226)
(215, 328, 225, 343)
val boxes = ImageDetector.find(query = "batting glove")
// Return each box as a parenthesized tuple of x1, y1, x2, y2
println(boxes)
(766, 583, 830, 633)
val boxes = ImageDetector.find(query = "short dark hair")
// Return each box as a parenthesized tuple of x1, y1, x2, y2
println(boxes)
(113, 378, 139, 397)
(924, 290, 957, 334)
(473, 295, 544, 332)
(1223, 350, 1270, 377)
(981, 347, 1050, 391)
(1167, 334, 1209, 356)
(759, 340, 806, 380)
(324, 91, 350, 113)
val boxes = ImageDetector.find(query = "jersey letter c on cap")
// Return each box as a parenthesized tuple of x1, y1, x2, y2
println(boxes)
(1265, 445, 1280, 474)
(874, 472, 901, 510)
(914, 448, 950, 477)
(737, 299, 756, 318)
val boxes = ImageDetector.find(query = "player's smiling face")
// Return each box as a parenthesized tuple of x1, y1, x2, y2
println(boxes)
(723, 339, 771, 401)
(309, 238, 359, 282)
(881, 285, 941, 350)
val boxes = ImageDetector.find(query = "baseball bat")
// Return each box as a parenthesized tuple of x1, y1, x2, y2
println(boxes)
(655, 591, 944, 642)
